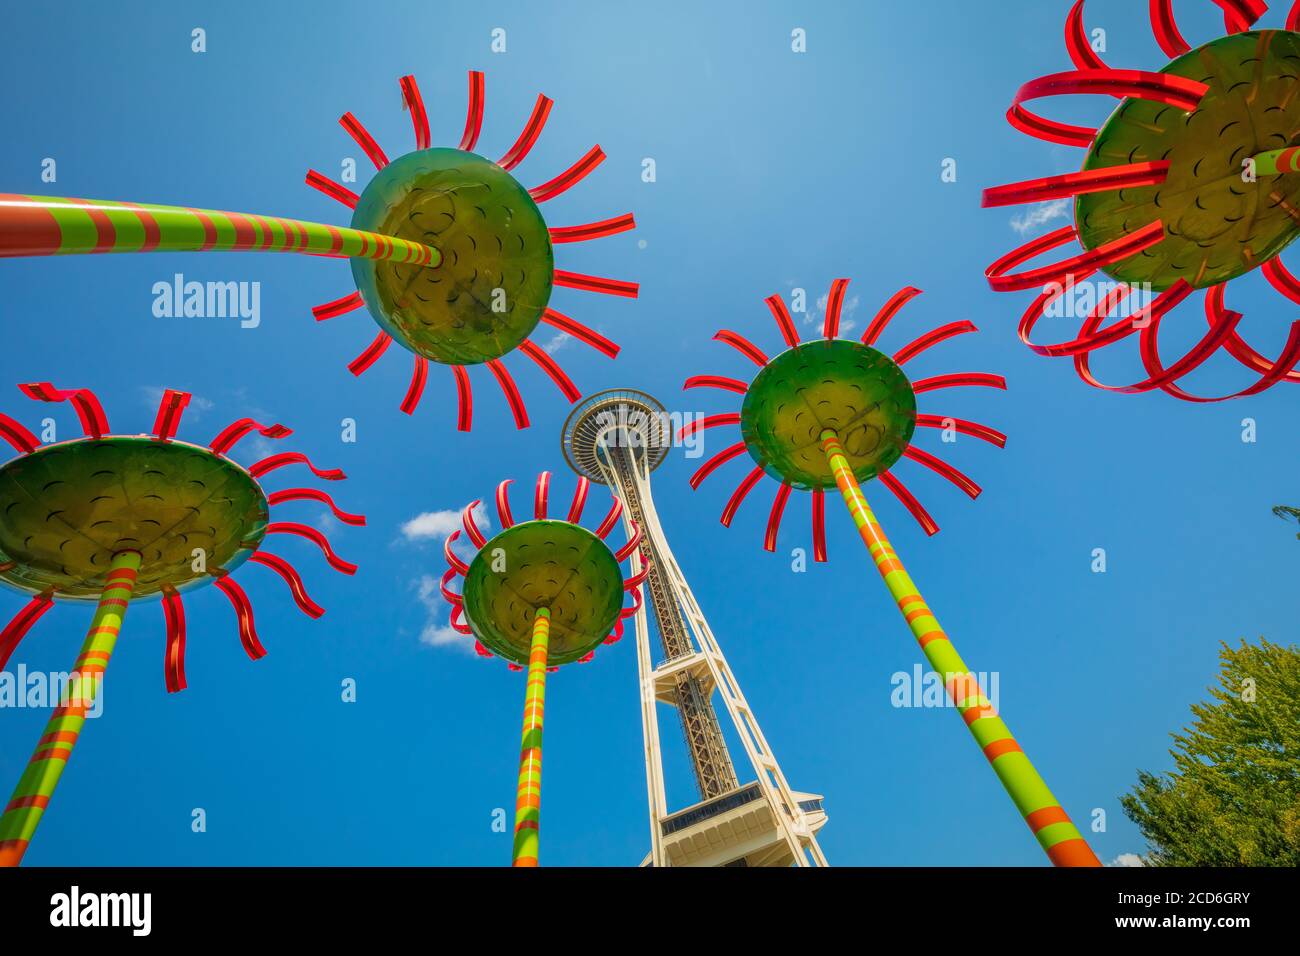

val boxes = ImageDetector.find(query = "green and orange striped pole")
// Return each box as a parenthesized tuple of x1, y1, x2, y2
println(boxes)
(820, 431, 1100, 867)
(512, 607, 550, 867)
(0, 194, 440, 266)
(1250, 147, 1300, 176)
(0, 550, 141, 866)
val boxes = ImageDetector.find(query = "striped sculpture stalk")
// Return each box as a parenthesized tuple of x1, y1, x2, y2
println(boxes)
(513, 608, 550, 867)
(441, 471, 646, 865)
(680, 277, 1101, 866)
(0, 551, 140, 865)
(820, 431, 1096, 866)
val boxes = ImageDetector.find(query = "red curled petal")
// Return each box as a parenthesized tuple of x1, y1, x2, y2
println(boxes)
(529, 145, 605, 203)
(823, 278, 850, 340)
(553, 269, 639, 299)
(452, 365, 474, 432)
(19, 383, 110, 438)
(811, 489, 827, 563)
(400, 356, 429, 416)
(1065, 1, 1106, 70)
(498, 94, 553, 171)
(151, 389, 190, 442)
(595, 497, 623, 539)
(677, 413, 740, 442)
(763, 482, 793, 552)
(210, 418, 292, 455)
(764, 293, 800, 347)
(265, 522, 358, 575)
(162, 588, 187, 694)
(519, 340, 582, 402)
(619, 586, 643, 620)
(540, 308, 620, 358)
(689, 441, 748, 490)
(487, 360, 529, 429)
(720, 466, 766, 527)
(1150, 0, 1191, 58)
(399, 74, 431, 150)
(861, 286, 922, 346)
(0, 413, 40, 454)
(460, 71, 486, 151)
(249, 551, 325, 618)
(439, 567, 464, 607)
(0, 593, 53, 670)
(713, 330, 769, 366)
(902, 446, 982, 499)
(614, 521, 642, 562)
(981, 162, 1169, 208)
(267, 488, 366, 526)
(567, 476, 590, 524)
(215, 576, 266, 661)
(462, 500, 488, 549)
(496, 479, 516, 529)
(548, 213, 636, 244)
(893, 321, 977, 365)
(683, 375, 749, 394)
(534, 471, 550, 519)
(915, 414, 1007, 448)
(879, 472, 939, 536)
(912, 373, 1007, 394)
(313, 290, 364, 322)
(339, 112, 389, 170)
(444, 529, 470, 576)
(987, 221, 1166, 293)
(249, 452, 346, 481)
(348, 331, 392, 376)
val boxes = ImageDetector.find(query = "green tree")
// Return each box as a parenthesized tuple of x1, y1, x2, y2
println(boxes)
(1121, 638, 1300, 866)
(1273, 505, 1300, 538)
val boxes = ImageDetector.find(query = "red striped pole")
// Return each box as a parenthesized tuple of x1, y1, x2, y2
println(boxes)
(0, 551, 141, 866)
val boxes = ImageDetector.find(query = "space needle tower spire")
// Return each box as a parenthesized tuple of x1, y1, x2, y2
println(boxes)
(563, 389, 827, 867)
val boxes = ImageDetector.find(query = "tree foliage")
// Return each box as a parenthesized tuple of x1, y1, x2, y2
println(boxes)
(1273, 505, 1300, 538)
(1121, 638, 1300, 866)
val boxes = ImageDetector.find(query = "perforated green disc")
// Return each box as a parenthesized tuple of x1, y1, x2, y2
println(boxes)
(740, 340, 916, 491)
(350, 147, 554, 365)
(1078, 29, 1300, 290)
(0, 437, 268, 601)
(461, 519, 623, 667)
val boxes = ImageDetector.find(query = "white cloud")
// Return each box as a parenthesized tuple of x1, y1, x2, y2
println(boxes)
(400, 501, 489, 542)
(414, 574, 473, 651)
(1010, 198, 1071, 235)
(542, 331, 571, 355)
(1108, 853, 1145, 867)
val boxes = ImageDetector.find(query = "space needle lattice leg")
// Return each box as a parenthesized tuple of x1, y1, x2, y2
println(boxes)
(0, 551, 141, 867)
(820, 430, 1100, 867)
(610, 451, 826, 867)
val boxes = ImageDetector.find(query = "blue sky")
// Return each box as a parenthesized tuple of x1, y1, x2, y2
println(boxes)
(0, 0, 1296, 866)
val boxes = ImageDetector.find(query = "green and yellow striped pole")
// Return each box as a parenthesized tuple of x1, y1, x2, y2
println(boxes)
(821, 431, 1100, 867)
(512, 607, 550, 867)
(1250, 147, 1300, 176)
(0, 550, 141, 867)
(0, 194, 440, 266)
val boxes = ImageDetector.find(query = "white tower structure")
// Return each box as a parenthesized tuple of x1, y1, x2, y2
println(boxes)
(562, 389, 828, 867)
